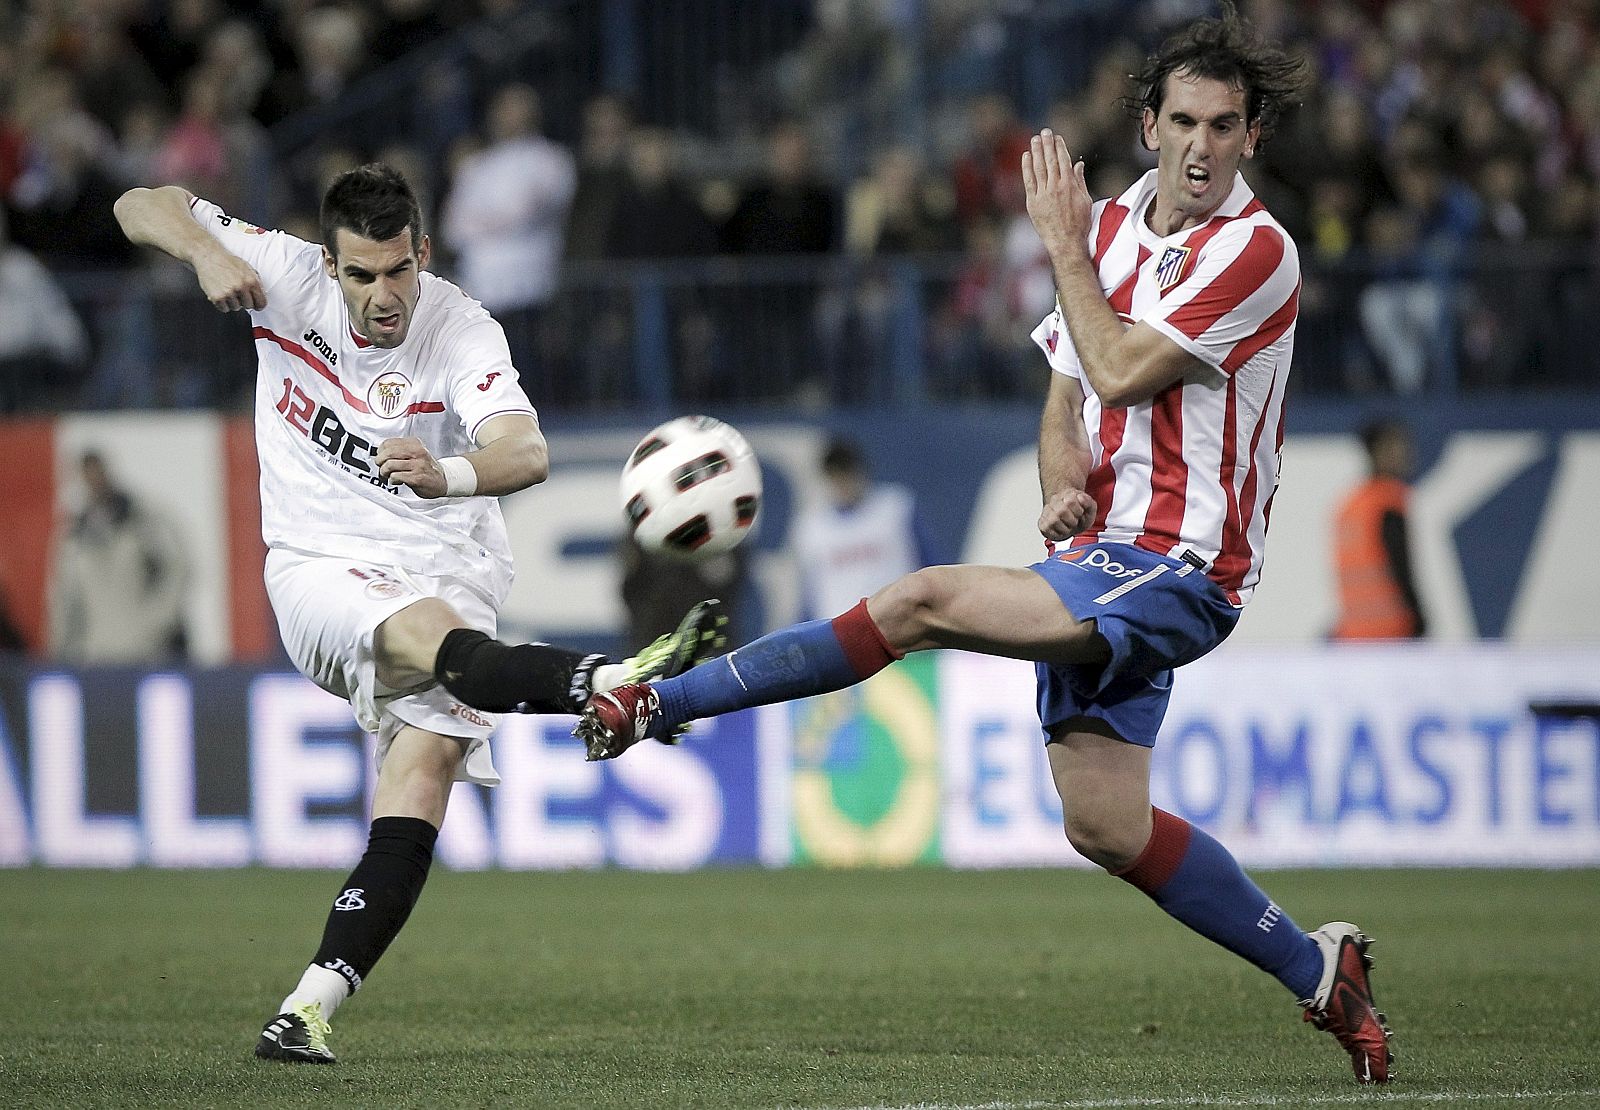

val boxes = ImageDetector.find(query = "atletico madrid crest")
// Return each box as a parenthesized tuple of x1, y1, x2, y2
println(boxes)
(1155, 244, 1193, 292)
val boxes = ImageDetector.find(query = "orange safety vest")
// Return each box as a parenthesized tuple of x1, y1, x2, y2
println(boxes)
(1331, 476, 1417, 640)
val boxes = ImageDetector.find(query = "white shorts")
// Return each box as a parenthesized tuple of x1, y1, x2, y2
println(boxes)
(265, 548, 503, 786)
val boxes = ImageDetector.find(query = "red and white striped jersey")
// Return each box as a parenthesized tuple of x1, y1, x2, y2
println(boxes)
(189, 197, 538, 599)
(1029, 169, 1299, 605)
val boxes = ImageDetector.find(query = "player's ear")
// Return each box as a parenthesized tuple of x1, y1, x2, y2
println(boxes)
(1244, 118, 1261, 159)
(417, 233, 431, 271)
(1141, 107, 1158, 153)
(322, 246, 337, 279)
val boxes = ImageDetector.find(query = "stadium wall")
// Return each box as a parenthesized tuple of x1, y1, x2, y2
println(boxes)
(1, 402, 1597, 661)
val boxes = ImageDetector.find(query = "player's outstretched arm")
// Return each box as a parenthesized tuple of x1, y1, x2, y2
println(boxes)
(377, 413, 548, 499)
(113, 186, 267, 313)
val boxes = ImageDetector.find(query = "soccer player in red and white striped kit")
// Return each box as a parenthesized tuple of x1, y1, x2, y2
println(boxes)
(580, 5, 1394, 1084)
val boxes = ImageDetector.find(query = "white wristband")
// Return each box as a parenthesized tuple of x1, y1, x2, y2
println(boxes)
(438, 455, 478, 497)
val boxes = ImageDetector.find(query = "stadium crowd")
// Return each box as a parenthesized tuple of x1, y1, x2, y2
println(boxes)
(2, 0, 1597, 410)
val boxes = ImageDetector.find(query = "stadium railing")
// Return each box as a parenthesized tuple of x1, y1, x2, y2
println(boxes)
(44, 244, 1600, 414)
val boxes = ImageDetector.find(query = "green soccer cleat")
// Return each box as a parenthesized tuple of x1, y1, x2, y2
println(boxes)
(254, 1001, 336, 1064)
(616, 600, 728, 686)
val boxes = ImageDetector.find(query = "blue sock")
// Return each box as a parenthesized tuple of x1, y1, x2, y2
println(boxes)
(1115, 808, 1323, 999)
(649, 602, 898, 738)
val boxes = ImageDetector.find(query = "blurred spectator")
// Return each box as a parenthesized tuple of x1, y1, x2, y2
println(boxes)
(442, 81, 576, 399)
(844, 146, 961, 256)
(1357, 151, 1480, 393)
(604, 130, 717, 259)
(564, 93, 634, 263)
(792, 436, 929, 620)
(0, 209, 90, 412)
(49, 451, 189, 663)
(1331, 419, 1427, 641)
(620, 536, 752, 653)
(721, 121, 838, 255)
(950, 93, 1031, 230)
(442, 82, 576, 313)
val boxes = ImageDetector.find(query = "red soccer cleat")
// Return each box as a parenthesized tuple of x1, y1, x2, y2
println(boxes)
(574, 682, 662, 762)
(1301, 921, 1394, 1083)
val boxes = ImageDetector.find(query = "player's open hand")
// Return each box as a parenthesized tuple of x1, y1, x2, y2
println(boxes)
(1022, 128, 1093, 258)
(1038, 488, 1097, 543)
(377, 437, 448, 498)
(194, 250, 266, 312)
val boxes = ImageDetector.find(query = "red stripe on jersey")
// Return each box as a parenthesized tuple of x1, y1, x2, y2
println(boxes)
(0, 418, 56, 652)
(254, 327, 444, 416)
(1211, 367, 1278, 594)
(1082, 402, 1127, 538)
(1221, 280, 1299, 373)
(1093, 202, 1131, 268)
(1140, 381, 1188, 544)
(254, 327, 371, 412)
(1164, 225, 1285, 342)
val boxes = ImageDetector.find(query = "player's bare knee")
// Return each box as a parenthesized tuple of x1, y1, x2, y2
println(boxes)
(1060, 806, 1144, 871)
(375, 598, 468, 683)
(869, 568, 953, 651)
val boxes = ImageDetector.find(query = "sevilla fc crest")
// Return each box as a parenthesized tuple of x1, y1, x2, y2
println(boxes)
(367, 371, 411, 418)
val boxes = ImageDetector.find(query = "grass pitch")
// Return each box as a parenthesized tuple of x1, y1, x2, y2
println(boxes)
(1, 867, 1597, 1109)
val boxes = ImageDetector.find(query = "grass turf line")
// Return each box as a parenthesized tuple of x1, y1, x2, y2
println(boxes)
(0, 868, 1595, 1109)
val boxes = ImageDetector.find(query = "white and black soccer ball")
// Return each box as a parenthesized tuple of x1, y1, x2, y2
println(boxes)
(619, 415, 762, 559)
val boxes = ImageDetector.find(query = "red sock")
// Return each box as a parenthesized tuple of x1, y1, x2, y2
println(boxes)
(1111, 807, 1192, 894)
(830, 599, 902, 678)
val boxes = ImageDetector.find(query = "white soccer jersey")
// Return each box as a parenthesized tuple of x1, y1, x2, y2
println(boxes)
(190, 197, 538, 600)
(1030, 169, 1300, 605)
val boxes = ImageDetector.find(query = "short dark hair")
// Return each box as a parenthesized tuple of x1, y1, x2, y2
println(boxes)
(1130, 1, 1307, 151)
(319, 163, 423, 257)
(821, 436, 866, 477)
(1360, 418, 1409, 459)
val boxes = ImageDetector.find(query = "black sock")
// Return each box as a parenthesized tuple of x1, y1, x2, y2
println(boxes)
(310, 816, 437, 994)
(434, 628, 605, 714)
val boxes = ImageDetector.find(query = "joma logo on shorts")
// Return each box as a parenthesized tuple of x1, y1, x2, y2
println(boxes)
(1063, 548, 1145, 579)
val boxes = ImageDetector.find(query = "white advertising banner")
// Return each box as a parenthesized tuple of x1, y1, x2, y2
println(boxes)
(936, 645, 1600, 868)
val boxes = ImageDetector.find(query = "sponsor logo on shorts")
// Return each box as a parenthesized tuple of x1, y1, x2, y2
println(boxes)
(449, 703, 493, 728)
(1059, 547, 1145, 580)
(365, 579, 407, 600)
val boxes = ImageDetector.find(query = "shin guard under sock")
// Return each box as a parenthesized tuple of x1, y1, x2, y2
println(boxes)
(1114, 807, 1323, 999)
(434, 628, 604, 714)
(651, 599, 900, 736)
(309, 816, 438, 995)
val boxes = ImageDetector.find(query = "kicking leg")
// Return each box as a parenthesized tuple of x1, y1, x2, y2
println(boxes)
(255, 725, 460, 1064)
(579, 565, 1106, 758)
(376, 596, 726, 715)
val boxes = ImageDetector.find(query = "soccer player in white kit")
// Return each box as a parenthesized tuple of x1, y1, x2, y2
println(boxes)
(113, 165, 725, 1064)
(579, 8, 1394, 1085)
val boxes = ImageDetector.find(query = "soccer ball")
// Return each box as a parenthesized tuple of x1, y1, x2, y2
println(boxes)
(620, 415, 761, 559)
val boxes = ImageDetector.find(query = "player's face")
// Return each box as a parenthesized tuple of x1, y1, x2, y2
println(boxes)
(324, 228, 431, 348)
(1142, 71, 1260, 233)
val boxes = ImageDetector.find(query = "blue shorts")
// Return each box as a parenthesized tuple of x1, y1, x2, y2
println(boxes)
(1029, 542, 1239, 747)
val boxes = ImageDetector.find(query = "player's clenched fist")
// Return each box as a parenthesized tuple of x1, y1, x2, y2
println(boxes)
(377, 436, 449, 498)
(1038, 488, 1097, 542)
(194, 248, 267, 313)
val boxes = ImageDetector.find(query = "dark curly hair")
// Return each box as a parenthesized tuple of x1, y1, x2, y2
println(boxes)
(1129, 1, 1307, 152)
(320, 163, 424, 257)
